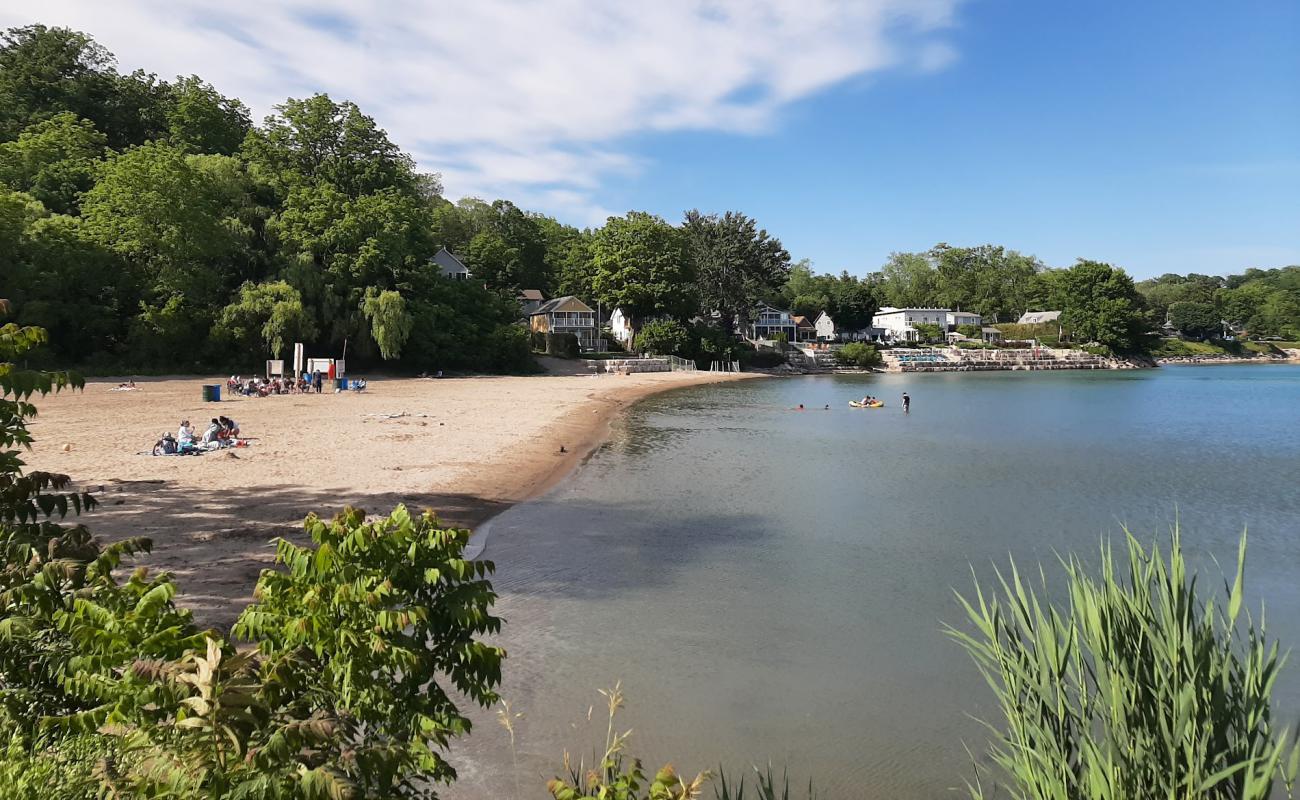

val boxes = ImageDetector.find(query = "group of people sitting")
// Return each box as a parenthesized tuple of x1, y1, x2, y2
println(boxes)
(228, 374, 321, 396)
(227, 373, 366, 396)
(153, 416, 243, 455)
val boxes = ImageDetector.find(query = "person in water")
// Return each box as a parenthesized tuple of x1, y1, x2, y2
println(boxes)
(902, 392, 911, 412)
(796, 404, 805, 411)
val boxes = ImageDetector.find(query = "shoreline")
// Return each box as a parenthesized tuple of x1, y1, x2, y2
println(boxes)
(23, 369, 759, 629)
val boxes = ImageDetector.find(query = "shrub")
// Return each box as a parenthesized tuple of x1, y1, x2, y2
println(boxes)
(834, 342, 882, 368)
(535, 331, 580, 358)
(634, 319, 691, 356)
(234, 505, 504, 793)
(956, 324, 982, 338)
(948, 529, 1299, 800)
(484, 324, 535, 372)
(913, 322, 943, 342)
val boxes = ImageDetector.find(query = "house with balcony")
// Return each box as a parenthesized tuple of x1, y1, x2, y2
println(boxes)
(748, 305, 797, 341)
(529, 296, 599, 349)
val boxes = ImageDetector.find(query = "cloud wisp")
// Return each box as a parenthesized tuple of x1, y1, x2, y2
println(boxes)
(3, 0, 963, 223)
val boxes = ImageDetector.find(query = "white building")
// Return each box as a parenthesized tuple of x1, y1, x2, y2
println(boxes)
(432, 248, 471, 280)
(609, 307, 635, 346)
(814, 311, 885, 342)
(871, 307, 952, 342)
(947, 310, 982, 330)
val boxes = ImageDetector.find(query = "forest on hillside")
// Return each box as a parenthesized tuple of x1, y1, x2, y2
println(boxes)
(4, 24, 1296, 371)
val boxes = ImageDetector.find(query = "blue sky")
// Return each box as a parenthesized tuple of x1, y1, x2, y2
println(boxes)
(603, 1, 1300, 278)
(6, 0, 1297, 279)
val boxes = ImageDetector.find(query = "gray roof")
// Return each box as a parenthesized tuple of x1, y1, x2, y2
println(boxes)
(432, 248, 470, 275)
(530, 295, 594, 316)
(518, 289, 545, 301)
(1018, 310, 1062, 324)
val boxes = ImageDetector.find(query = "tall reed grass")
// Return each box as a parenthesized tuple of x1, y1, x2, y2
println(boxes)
(947, 528, 1299, 799)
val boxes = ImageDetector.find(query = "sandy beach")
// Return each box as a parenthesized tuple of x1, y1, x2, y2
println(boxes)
(22, 365, 756, 628)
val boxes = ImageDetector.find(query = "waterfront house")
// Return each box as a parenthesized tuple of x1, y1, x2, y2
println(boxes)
(529, 296, 598, 349)
(792, 315, 818, 342)
(947, 310, 982, 330)
(871, 307, 952, 342)
(814, 311, 884, 342)
(517, 289, 546, 316)
(749, 306, 798, 341)
(981, 326, 1004, 343)
(433, 248, 471, 280)
(1017, 310, 1061, 325)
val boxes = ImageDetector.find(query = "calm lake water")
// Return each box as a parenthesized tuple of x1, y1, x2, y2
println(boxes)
(447, 365, 1300, 799)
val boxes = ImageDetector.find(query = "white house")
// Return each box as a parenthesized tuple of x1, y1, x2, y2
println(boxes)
(814, 311, 837, 341)
(814, 311, 885, 342)
(947, 310, 982, 330)
(871, 307, 953, 342)
(749, 305, 797, 341)
(609, 307, 635, 346)
(432, 248, 471, 280)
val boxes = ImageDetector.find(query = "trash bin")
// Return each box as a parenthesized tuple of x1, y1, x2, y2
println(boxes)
(202, 384, 221, 402)
(338, 377, 349, 390)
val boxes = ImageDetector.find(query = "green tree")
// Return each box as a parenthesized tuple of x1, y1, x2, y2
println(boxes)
(790, 293, 827, 319)
(683, 210, 790, 334)
(591, 212, 695, 344)
(880, 251, 939, 308)
(242, 94, 415, 199)
(272, 185, 435, 352)
(213, 281, 316, 360)
(0, 25, 168, 149)
(0, 112, 107, 214)
(929, 243, 1041, 322)
(826, 275, 879, 332)
(1043, 260, 1150, 352)
(1167, 300, 1220, 340)
(362, 288, 414, 360)
(634, 319, 692, 356)
(163, 75, 251, 155)
(80, 140, 236, 304)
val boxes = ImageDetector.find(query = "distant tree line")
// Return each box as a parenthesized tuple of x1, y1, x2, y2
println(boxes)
(3, 24, 1293, 372)
(1137, 268, 1300, 341)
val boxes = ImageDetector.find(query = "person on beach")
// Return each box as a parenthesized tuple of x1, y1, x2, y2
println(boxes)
(902, 392, 911, 413)
(219, 416, 240, 439)
(313, 371, 323, 393)
(177, 420, 194, 445)
(202, 418, 222, 444)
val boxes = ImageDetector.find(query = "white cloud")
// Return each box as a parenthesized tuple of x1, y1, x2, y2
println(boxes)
(2, 0, 963, 222)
